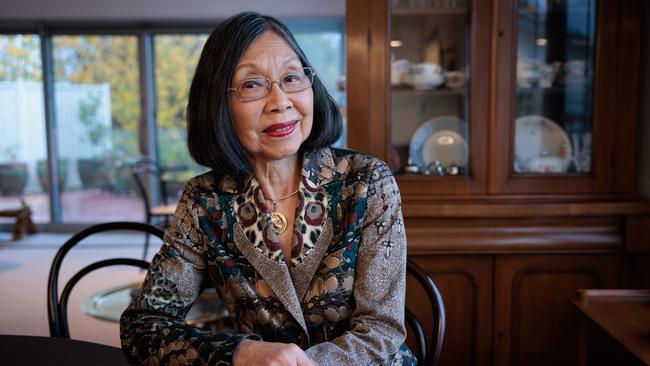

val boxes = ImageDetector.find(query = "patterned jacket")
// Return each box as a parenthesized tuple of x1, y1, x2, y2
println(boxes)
(120, 147, 415, 365)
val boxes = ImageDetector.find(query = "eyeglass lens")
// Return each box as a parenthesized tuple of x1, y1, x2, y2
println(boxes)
(234, 67, 314, 101)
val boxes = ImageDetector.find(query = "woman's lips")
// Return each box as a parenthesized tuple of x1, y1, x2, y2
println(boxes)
(263, 120, 299, 137)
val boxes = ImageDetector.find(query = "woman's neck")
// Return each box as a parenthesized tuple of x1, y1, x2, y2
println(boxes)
(251, 154, 301, 201)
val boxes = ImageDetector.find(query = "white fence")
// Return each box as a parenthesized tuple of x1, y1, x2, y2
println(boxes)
(0, 80, 112, 192)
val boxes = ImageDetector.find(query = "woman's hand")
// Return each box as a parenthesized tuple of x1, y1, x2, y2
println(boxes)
(233, 339, 319, 366)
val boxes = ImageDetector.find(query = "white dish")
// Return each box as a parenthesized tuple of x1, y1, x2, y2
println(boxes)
(409, 116, 469, 169)
(514, 115, 572, 173)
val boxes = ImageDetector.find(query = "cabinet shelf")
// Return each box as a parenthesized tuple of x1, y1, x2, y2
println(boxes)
(392, 85, 465, 96)
(518, 5, 592, 16)
(392, 6, 467, 16)
(517, 85, 592, 95)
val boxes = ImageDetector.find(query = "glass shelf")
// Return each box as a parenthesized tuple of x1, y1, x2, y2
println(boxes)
(392, 85, 465, 95)
(392, 7, 468, 16)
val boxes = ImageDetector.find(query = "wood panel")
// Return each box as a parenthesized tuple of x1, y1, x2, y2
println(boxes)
(408, 255, 494, 366)
(401, 199, 650, 218)
(624, 253, 650, 288)
(625, 216, 650, 252)
(346, 0, 371, 155)
(493, 254, 621, 366)
(406, 217, 622, 254)
(613, 0, 641, 193)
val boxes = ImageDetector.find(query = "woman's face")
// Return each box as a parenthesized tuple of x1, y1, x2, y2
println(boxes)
(229, 31, 314, 163)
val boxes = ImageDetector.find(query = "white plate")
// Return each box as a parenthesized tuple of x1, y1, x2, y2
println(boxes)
(514, 115, 572, 173)
(409, 116, 469, 169)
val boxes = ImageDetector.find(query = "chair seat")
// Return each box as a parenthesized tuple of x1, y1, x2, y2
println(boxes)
(150, 204, 177, 216)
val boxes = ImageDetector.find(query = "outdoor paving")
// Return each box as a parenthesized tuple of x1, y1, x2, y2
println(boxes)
(0, 189, 145, 224)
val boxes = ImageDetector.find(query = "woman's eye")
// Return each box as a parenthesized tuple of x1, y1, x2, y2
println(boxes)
(283, 74, 301, 84)
(241, 80, 264, 89)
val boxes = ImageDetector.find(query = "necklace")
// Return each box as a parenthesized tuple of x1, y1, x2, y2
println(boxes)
(267, 189, 299, 235)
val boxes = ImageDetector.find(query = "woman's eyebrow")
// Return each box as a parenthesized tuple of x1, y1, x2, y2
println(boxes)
(234, 57, 301, 73)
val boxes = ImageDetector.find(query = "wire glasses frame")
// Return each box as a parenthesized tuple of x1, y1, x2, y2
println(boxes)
(228, 67, 316, 102)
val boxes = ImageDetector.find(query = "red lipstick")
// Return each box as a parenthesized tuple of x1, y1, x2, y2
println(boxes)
(263, 120, 299, 137)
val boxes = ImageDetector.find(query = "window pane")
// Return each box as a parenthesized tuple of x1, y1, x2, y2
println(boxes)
(0, 34, 50, 223)
(288, 20, 346, 147)
(52, 35, 143, 223)
(154, 33, 208, 198)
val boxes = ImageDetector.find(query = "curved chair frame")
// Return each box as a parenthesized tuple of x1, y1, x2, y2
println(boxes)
(47, 222, 164, 338)
(130, 157, 185, 260)
(406, 258, 446, 366)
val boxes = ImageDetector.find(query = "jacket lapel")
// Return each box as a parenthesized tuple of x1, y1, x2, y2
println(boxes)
(232, 222, 309, 336)
(290, 217, 333, 301)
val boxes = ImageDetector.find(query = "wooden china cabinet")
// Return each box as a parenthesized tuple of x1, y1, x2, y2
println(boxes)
(346, 0, 645, 365)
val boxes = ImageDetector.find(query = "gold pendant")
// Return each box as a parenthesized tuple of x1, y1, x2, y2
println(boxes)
(270, 211, 288, 234)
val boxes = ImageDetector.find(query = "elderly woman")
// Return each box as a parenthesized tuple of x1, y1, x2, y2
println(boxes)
(120, 11, 414, 366)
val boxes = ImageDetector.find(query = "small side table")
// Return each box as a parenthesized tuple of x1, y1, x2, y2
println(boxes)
(571, 289, 650, 366)
(0, 201, 37, 240)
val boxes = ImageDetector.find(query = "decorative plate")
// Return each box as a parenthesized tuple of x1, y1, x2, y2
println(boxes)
(514, 115, 572, 173)
(409, 116, 469, 169)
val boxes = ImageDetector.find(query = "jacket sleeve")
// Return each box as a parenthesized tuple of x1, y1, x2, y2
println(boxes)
(305, 161, 408, 366)
(120, 184, 261, 365)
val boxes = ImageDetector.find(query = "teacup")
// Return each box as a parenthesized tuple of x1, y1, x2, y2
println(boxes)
(444, 71, 465, 89)
(410, 63, 442, 77)
(391, 59, 410, 85)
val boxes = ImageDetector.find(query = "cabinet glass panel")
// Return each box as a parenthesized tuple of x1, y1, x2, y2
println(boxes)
(390, 0, 471, 177)
(514, 0, 596, 175)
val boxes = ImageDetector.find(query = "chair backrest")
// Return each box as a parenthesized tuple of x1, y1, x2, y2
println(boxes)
(405, 258, 446, 366)
(130, 157, 188, 220)
(47, 221, 164, 338)
(130, 158, 164, 221)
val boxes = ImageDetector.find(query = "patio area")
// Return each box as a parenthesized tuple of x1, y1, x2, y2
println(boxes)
(0, 189, 145, 224)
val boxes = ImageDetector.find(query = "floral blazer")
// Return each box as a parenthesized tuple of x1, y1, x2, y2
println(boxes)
(120, 147, 415, 366)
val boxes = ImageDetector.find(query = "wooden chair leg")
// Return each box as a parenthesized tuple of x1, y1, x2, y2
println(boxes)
(26, 216, 37, 234)
(12, 217, 27, 241)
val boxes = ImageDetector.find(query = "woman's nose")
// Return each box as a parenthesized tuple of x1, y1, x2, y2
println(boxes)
(266, 81, 292, 112)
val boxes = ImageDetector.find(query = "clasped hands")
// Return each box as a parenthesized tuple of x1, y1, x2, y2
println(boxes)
(234, 339, 319, 366)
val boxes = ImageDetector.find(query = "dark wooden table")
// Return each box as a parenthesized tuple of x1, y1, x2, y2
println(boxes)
(571, 289, 650, 366)
(0, 334, 128, 365)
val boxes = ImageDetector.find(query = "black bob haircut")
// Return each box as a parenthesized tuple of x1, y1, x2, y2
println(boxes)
(187, 11, 343, 182)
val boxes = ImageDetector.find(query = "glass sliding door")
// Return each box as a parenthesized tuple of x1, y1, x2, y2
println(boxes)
(52, 35, 143, 222)
(0, 34, 50, 223)
(153, 33, 208, 203)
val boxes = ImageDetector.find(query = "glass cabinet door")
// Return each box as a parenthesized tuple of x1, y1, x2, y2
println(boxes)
(513, 0, 596, 175)
(389, 0, 471, 177)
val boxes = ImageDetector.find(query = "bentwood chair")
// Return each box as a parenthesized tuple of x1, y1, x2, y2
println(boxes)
(130, 157, 185, 260)
(47, 222, 164, 338)
(405, 258, 446, 366)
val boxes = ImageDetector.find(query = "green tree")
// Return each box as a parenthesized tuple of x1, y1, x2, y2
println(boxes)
(53, 35, 140, 156)
(154, 34, 207, 172)
(0, 35, 42, 82)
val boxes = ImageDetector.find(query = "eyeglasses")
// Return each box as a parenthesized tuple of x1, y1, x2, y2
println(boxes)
(228, 67, 315, 102)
